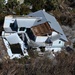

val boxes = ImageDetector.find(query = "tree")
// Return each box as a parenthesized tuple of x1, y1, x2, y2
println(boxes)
(0, 0, 5, 13)
(5, 0, 30, 15)
(0, 0, 6, 25)
(24, 0, 57, 12)
(32, 0, 44, 11)
(5, 0, 19, 14)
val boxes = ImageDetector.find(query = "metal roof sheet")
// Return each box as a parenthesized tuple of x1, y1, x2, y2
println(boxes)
(28, 10, 68, 41)
(43, 11, 68, 41)
(28, 10, 47, 26)
(16, 18, 37, 28)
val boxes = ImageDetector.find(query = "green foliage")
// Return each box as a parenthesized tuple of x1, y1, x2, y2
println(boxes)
(2, 0, 30, 15)
(13, 56, 29, 64)
(27, 48, 37, 58)
(24, 0, 31, 5)
(0, 0, 5, 12)
(40, 47, 45, 52)
(24, 51, 75, 75)
(31, 0, 57, 11)
(0, 0, 6, 22)
(44, 0, 57, 11)
(20, 3, 30, 15)
(6, 0, 18, 9)
(1, 51, 75, 75)
(60, 14, 74, 26)
(31, 0, 44, 11)
(0, 0, 75, 26)
(24, 55, 30, 59)
(24, 0, 57, 11)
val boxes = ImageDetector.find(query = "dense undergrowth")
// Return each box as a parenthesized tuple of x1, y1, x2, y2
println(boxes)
(0, 51, 75, 75)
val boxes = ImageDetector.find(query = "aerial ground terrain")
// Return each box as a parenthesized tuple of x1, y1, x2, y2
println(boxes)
(0, 0, 75, 75)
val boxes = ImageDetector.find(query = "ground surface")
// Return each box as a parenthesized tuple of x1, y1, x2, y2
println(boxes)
(0, 37, 9, 61)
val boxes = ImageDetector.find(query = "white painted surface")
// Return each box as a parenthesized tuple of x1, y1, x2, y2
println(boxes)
(36, 36, 47, 42)
(3, 38, 28, 59)
(45, 47, 61, 52)
(48, 32, 64, 52)
(52, 39, 64, 47)
(3, 39, 21, 59)
(5, 33, 22, 44)
(3, 16, 13, 27)
(51, 32, 65, 49)
(5, 0, 8, 3)
(3, 16, 15, 32)
(45, 39, 64, 52)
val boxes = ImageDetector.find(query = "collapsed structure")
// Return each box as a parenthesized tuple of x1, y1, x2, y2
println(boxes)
(2, 10, 68, 59)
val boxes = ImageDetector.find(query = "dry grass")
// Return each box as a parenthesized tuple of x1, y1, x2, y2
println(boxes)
(0, 45, 75, 75)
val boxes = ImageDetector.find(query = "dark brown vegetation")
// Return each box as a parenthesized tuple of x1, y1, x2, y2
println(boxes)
(0, 51, 75, 75)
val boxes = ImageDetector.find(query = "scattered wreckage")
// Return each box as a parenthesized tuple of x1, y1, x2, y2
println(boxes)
(2, 10, 68, 59)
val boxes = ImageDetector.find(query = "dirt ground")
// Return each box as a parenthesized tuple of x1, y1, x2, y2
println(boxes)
(0, 37, 9, 61)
